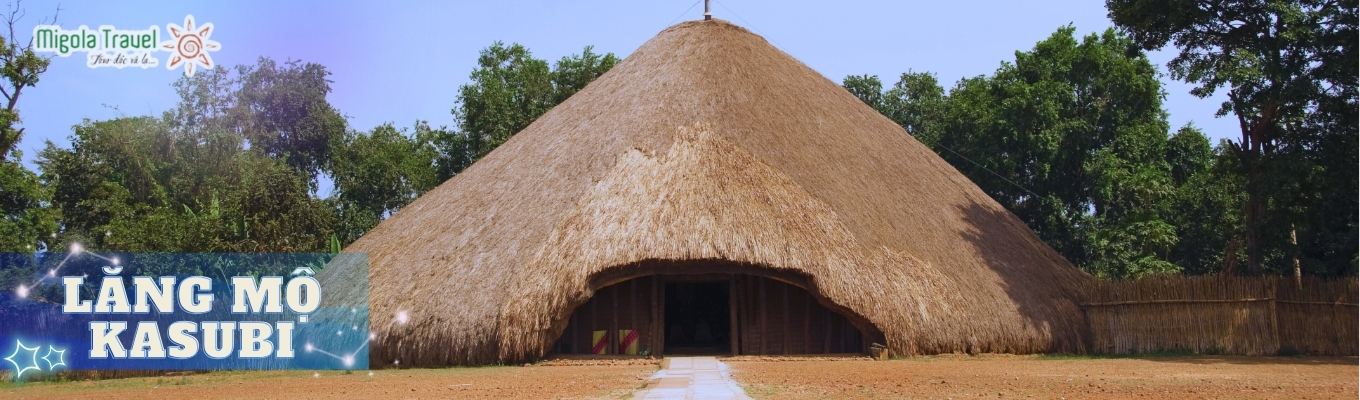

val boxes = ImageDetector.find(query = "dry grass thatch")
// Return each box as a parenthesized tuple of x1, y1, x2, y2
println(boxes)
(327, 19, 1093, 366)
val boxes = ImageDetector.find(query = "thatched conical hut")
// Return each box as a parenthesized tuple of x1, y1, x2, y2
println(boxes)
(323, 19, 1093, 366)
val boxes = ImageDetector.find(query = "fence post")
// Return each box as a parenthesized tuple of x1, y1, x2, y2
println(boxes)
(1268, 278, 1280, 355)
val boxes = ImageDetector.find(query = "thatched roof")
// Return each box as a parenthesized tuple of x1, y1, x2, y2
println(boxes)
(324, 19, 1093, 366)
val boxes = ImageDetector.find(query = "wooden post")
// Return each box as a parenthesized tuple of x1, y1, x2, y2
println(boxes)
(841, 315, 850, 353)
(611, 285, 619, 354)
(729, 274, 739, 356)
(759, 277, 767, 355)
(657, 277, 666, 357)
(630, 278, 638, 349)
(651, 275, 659, 356)
(824, 307, 832, 353)
(743, 277, 752, 354)
(803, 290, 810, 355)
(1268, 279, 1280, 354)
(591, 288, 599, 353)
(749, 277, 756, 354)
(782, 283, 790, 355)
(739, 276, 748, 354)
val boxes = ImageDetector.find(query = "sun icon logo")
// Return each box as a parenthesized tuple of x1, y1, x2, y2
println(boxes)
(160, 15, 220, 77)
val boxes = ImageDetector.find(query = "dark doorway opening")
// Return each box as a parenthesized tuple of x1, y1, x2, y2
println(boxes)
(664, 281, 731, 354)
(550, 270, 873, 357)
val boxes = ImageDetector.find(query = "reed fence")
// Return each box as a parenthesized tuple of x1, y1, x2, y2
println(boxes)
(1083, 275, 1357, 356)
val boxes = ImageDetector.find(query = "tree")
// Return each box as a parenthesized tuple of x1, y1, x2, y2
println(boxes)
(0, 2, 56, 160)
(551, 45, 620, 104)
(848, 27, 1194, 278)
(37, 60, 343, 254)
(0, 2, 58, 260)
(952, 27, 1178, 277)
(0, 150, 54, 252)
(437, 42, 554, 179)
(1107, 0, 1358, 274)
(844, 71, 946, 140)
(436, 43, 617, 179)
(842, 74, 887, 114)
(1166, 130, 1249, 275)
(329, 122, 440, 243)
(235, 57, 347, 186)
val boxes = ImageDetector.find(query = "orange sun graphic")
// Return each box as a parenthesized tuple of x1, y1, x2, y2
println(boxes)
(161, 15, 220, 77)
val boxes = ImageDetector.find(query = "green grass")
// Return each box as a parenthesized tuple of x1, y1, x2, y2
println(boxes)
(740, 383, 784, 399)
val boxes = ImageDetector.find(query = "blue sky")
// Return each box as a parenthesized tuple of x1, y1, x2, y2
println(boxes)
(14, 0, 1237, 173)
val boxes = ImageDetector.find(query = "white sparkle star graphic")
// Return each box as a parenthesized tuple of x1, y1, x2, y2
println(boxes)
(160, 15, 220, 77)
(3, 340, 41, 379)
(41, 346, 65, 370)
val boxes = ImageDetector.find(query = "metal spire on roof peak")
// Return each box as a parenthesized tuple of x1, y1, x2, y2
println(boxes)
(704, 0, 712, 20)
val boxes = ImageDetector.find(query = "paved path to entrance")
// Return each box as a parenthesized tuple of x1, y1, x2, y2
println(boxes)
(634, 356, 750, 399)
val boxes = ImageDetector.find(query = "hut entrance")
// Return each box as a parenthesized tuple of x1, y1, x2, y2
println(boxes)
(550, 272, 868, 357)
(664, 280, 731, 354)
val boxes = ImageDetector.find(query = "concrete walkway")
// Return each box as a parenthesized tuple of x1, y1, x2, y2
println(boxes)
(634, 356, 751, 399)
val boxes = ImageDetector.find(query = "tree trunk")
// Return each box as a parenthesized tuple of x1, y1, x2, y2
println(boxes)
(1245, 163, 1263, 274)
(1238, 99, 1277, 275)
(1291, 225, 1302, 289)
(1222, 237, 1240, 275)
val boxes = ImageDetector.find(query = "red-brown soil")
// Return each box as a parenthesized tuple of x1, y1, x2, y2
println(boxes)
(2, 363, 657, 399)
(728, 354, 1358, 399)
(3, 354, 1354, 399)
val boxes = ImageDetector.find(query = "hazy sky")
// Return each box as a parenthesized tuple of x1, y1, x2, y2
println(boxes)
(14, 0, 1237, 172)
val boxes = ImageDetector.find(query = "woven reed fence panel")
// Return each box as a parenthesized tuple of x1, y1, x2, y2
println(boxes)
(1275, 277, 1358, 355)
(1083, 275, 1358, 356)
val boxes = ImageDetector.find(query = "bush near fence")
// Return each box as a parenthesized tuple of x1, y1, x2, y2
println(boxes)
(1083, 275, 1358, 356)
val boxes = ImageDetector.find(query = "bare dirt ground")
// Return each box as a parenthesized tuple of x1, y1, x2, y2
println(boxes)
(2, 355, 1354, 399)
(728, 354, 1359, 399)
(2, 362, 658, 399)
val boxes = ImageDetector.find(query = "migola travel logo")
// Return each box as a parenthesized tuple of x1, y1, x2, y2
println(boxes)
(32, 15, 220, 76)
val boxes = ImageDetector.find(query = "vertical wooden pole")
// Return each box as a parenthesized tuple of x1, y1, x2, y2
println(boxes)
(739, 274, 750, 353)
(611, 285, 619, 354)
(729, 274, 739, 356)
(651, 275, 659, 356)
(1268, 278, 1280, 354)
(747, 278, 754, 354)
(759, 277, 767, 355)
(657, 277, 666, 357)
(591, 290, 599, 353)
(630, 279, 638, 342)
(570, 310, 579, 354)
(782, 283, 790, 355)
(823, 305, 832, 353)
(803, 290, 810, 355)
(841, 315, 850, 353)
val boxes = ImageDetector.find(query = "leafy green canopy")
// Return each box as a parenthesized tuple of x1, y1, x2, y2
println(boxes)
(329, 122, 442, 244)
(0, 21, 51, 162)
(0, 151, 55, 252)
(21, 42, 618, 255)
(0, 40, 617, 297)
(0, 5, 58, 255)
(1107, 0, 1357, 276)
(435, 43, 617, 178)
(847, 27, 1237, 278)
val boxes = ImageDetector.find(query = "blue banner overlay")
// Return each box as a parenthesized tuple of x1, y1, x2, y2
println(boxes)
(0, 252, 368, 379)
